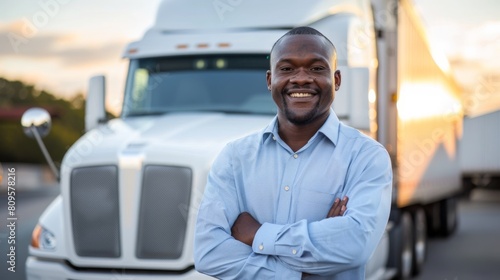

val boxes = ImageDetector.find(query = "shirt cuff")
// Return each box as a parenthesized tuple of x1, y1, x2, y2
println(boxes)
(252, 222, 283, 255)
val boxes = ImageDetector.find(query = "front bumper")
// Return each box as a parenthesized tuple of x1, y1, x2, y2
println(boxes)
(26, 257, 213, 280)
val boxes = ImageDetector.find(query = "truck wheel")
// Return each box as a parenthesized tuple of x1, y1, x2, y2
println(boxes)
(426, 202, 441, 236)
(390, 211, 413, 279)
(400, 212, 414, 279)
(439, 197, 458, 237)
(411, 208, 427, 276)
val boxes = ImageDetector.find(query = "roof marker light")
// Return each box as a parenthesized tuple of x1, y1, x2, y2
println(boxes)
(218, 43, 231, 48)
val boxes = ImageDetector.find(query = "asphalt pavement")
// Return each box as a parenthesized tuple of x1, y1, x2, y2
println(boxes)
(414, 188, 500, 280)
(0, 186, 60, 280)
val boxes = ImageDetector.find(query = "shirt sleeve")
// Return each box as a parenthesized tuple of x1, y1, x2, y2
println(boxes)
(251, 144, 393, 276)
(194, 143, 302, 279)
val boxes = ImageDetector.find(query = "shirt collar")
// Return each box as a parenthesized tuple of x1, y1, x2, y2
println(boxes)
(262, 108, 340, 146)
(262, 116, 278, 144)
(318, 109, 340, 146)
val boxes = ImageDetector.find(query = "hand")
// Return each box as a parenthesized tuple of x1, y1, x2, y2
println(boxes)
(326, 196, 348, 218)
(231, 212, 261, 246)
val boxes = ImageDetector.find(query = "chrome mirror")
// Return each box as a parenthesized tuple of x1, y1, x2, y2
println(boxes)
(21, 107, 52, 138)
(20, 107, 59, 180)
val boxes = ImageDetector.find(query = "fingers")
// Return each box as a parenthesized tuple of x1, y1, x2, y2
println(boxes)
(340, 196, 348, 215)
(327, 198, 340, 217)
(326, 196, 348, 218)
(340, 202, 346, 216)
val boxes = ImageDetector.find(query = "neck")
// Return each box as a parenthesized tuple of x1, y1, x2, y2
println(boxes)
(277, 114, 329, 152)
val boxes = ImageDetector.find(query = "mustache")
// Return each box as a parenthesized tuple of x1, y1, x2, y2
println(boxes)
(282, 86, 319, 95)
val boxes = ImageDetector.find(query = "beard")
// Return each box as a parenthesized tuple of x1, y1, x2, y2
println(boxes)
(282, 94, 321, 125)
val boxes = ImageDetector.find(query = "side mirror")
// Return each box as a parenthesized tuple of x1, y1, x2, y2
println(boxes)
(21, 108, 59, 180)
(21, 107, 52, 138)
(85, 75, 106, 131)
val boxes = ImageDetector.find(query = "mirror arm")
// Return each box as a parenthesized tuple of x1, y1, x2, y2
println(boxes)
(30, 125, 60, 181)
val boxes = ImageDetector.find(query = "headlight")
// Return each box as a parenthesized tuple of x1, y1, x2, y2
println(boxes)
(31, 224, 56, 251)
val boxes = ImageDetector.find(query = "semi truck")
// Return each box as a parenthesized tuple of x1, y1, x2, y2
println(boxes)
(22, 0, 463, 279)
(461, 110, 500, 191)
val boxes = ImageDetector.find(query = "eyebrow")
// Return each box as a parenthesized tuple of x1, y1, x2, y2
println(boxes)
(276, 57, 330, 65)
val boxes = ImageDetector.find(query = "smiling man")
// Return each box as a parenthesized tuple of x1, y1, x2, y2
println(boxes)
(195, 26, 392, 279)
(266, 27, 341, 152)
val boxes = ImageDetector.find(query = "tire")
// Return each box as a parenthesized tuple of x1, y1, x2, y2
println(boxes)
(389, 211, 413, 279)
(439, 197, 458, 237)
(411, 208, 427, 276)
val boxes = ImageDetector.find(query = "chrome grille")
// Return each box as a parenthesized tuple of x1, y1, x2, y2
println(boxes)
(70, 166, 120, 258)
(136, 165, 192, 259)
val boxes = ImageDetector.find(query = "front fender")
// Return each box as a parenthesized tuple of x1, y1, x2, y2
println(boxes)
(28, 195, 67, 259)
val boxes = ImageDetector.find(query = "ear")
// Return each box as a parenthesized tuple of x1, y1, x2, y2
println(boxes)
(334, 69, 341, 91)
(266, 70, 272, 91)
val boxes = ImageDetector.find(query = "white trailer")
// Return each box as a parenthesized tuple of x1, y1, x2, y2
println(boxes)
(461, 110, 500, 190)
(23, 0, 463, 279)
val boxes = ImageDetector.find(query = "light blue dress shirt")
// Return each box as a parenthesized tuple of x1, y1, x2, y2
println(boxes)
(195, 110, 392, 279)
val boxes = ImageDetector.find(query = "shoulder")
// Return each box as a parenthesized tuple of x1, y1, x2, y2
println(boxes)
(217, 128, 266, 162)
(226, 130, 263, 151)
(339, 123, 382, 147)
(337, 123, 389, 161)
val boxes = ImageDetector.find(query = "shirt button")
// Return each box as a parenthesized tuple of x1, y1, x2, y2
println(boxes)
(272, 136, 276, 141)
(293, 154, 298, 159)
(259, 244, 264, 251)
(284, 186, 290, 191)
(292, 249, 297, 255)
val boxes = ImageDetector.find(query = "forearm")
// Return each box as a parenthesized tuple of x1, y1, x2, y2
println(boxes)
(252, 178, 392, 275)
(252, 217, 370, 275)
(195, 213, 301, 279)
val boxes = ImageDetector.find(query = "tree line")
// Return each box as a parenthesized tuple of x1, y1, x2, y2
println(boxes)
(0, 77, 86, 165)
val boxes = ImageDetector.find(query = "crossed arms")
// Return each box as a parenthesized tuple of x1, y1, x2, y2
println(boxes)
(231, 196, 349, 247)
(194, 143, 392, 279)
(231, 197, 349, 278)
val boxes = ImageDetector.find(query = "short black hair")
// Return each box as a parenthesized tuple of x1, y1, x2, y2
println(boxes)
(269, 26, 336, 63)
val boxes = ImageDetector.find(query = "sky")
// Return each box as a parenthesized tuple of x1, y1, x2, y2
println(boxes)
(1, 0, 499, 116)
(416, 0, 500, 68)
(0, 0, 163, 114)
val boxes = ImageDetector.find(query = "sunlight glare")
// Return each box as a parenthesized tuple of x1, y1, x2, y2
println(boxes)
(397, 82, 462, 121)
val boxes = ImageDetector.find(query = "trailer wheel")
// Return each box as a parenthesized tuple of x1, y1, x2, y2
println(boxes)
(439, 197, 458, 237)
(391, 211, 413, 279)
(411, 208, 427, 276)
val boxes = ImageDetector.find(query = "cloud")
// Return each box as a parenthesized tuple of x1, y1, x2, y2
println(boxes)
(0, 20, 127, 68)
(54, 42, 126, 67)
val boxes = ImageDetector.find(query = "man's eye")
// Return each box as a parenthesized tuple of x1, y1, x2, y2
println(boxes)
(311, 66, 325, 71)
(280, 67, 292, 71)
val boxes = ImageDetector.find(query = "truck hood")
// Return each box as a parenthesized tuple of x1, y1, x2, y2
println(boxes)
(62, 112, 274, 170)
(58, 112, 274, 270)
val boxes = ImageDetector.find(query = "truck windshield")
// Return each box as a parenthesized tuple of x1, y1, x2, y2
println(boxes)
(122, 54, 276, 117)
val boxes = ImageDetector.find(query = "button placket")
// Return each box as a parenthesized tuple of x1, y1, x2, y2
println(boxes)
(275, 152, 300, 224)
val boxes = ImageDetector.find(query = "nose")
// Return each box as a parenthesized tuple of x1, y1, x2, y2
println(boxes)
(289, 69, 314, 85)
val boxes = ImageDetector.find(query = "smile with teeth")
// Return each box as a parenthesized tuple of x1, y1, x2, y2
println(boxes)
(289, 92, 314, 98)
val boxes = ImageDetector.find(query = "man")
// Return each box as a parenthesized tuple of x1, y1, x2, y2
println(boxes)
(195, 26, 392, 279)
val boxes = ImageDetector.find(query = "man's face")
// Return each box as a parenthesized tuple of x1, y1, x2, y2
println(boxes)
(267, 34, 341, 126)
